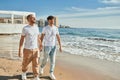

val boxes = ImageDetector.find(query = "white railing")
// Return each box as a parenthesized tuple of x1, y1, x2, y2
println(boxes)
(0, 10, 35, 24)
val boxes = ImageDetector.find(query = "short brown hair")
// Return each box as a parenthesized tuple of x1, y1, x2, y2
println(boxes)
(26, 14, 33, 20)
(47, 15, 54, 21)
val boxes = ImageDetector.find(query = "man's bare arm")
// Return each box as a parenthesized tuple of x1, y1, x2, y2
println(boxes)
(18, 35, 25, 57)
(56, 34, 62, 52)
(40, 33, 45, 43)
(38, 35, 42, 51)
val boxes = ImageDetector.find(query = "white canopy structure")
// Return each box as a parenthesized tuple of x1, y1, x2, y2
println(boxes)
(0, 10, 36, 34)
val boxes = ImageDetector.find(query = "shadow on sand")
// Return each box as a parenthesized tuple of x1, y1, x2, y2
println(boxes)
(0, 72, 52, 80)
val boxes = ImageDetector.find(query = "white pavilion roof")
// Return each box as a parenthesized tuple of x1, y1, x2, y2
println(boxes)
(0, 10, 36, 16)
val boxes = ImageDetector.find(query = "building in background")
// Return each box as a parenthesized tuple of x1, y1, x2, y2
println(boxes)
(54, 17, 59, 27)
(45, 20, 48, 26)
(0, 10, 35, 34)
(37, 19, 45, 27)
(37, 16, 59, 27)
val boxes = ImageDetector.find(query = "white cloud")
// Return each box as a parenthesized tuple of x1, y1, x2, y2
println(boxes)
(59, 16, 120, 29)
(40, 6, 120, 18)
(100, 0, 120, 4)
(40, 6, 120, 29)
(65, 7, 92, 12)
(59, 7, 120, 29)
(56, 8, 120, 18)
(97, 6, 120, 10)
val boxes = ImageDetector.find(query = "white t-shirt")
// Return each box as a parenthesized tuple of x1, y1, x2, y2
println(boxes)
(42, 25, 59, 46)
(22, 25, 40, 49)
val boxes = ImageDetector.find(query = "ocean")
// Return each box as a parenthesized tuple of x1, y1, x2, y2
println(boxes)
(40, 28, 120, 62)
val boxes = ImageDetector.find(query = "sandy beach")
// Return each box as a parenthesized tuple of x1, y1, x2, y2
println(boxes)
(0, 35, 120, 80)
(0, 52, 120, 80)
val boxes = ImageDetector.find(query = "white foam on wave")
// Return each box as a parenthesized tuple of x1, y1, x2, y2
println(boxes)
(61, 35, 120, 63)
(63, 47, 120, 62)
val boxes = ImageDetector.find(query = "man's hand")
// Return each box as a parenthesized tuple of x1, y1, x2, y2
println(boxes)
(39, 44, 43, 52)
(59, 46, 62, 52)
(18, 49, 23, 57)
(18, 35, 25, 58)
(56, 34, 62, 53)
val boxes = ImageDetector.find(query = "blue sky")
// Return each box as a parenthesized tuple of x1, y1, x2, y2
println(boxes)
(0, 0, 120, 29)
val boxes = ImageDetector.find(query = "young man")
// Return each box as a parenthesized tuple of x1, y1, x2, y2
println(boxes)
(18, 14, 42, 80)
(40, 16, 62, 80)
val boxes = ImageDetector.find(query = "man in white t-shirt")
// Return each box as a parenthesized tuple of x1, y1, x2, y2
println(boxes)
(40, 16, 62, 80)
(18, 14, 42, 80)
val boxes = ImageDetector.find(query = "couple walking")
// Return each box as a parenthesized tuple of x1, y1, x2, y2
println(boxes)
(18, 14, 62, 80)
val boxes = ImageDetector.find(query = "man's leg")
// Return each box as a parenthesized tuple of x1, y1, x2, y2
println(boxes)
(22, 49, 33, 72)
(40, 46, 51, 75)
(41, 46, 51, 68)
(49, 46, 56, 80)
(22, 49, 33, 80)
(32, 49, 39, 77)
(49, 46, 56, 73)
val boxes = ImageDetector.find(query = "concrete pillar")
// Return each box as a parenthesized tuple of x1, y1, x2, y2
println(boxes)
(11, 14, 14, 24)
(23, 16, 25, 24)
